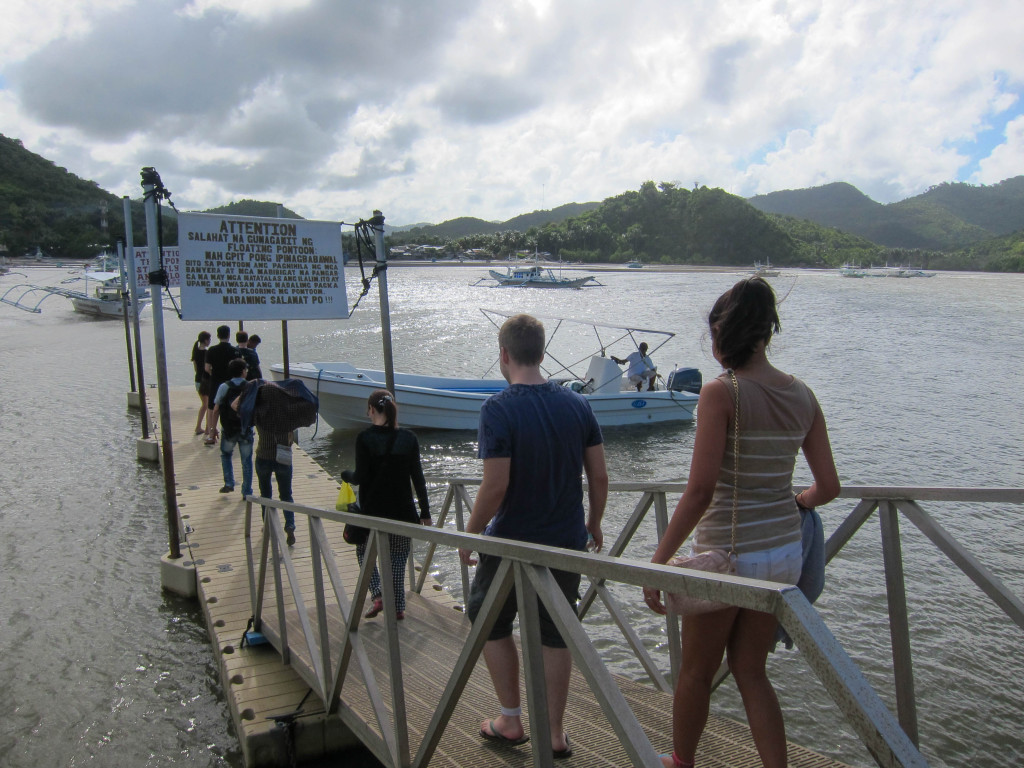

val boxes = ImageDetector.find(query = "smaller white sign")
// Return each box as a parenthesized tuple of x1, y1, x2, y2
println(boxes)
(132, 247, 181, 288)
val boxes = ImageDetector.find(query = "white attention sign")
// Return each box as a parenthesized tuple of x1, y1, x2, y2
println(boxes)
(178, 212, 347, 321)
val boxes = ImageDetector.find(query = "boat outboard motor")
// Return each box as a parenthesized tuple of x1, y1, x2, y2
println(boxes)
(666, 367, 702, 395)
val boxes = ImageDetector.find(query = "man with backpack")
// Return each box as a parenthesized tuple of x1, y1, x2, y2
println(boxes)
(212, 358, 253, 496)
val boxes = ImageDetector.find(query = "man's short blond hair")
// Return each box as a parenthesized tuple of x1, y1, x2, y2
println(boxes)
(499, 314, 545, 366)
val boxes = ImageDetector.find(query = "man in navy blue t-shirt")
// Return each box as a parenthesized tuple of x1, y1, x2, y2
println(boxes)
(460, 314, 608, 758)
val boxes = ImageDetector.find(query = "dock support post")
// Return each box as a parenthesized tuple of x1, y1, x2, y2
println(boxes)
(372, 211, 395, 396)
(123, 196, 151, 441)
(160, 551, 197, 598)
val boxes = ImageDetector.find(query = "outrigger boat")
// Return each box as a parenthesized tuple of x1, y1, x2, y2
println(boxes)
(475, 258, 599, 289)
(272, 309, 702, 431)
(1, 270, 149, 316)
(840, 264, 868, 278)
(70, 271, 149, 318)
(751, 258, 780, 277)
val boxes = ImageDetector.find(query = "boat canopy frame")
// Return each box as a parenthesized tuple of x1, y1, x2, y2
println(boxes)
(478, 308, 675, 384)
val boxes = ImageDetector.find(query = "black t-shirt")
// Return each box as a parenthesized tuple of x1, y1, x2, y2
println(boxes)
(190, 343, 205, 383)
(205, 341, 240, 401)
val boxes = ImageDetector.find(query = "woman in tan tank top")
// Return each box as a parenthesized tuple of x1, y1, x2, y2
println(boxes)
(643, 277, 840, 768)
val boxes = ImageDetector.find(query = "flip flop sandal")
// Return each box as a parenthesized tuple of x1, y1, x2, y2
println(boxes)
(480, 720, 529, 746)
(553, 734, 573, 759)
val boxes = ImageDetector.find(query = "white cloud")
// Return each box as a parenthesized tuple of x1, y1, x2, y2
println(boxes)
(0, 0, 1022, 224)
(974, 115, 1024, 184)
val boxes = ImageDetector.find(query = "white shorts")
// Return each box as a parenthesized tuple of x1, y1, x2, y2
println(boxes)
(732, 540, 802, 585)
(628, 371, 655, 384)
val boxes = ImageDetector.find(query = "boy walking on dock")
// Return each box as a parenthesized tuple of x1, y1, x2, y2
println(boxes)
(459, 313, 608, 758)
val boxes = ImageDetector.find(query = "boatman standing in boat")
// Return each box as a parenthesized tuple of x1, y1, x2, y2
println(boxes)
(611, 341, 658, 392)
(459, 313, 609, 758)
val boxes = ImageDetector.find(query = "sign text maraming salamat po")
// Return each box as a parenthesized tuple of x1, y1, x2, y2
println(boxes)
(178, 212, 347, 321)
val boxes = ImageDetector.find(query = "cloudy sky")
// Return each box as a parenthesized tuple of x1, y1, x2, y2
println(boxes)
(2, 0, 1022, 226)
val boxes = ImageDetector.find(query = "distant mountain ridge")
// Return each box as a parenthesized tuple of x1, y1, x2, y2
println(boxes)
(748, 178, 1024, 250)
(203, 199, 303, 219)
(402, 202, 600, 239)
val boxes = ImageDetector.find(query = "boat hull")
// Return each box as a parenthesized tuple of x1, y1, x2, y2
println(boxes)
(71, 297, 150, 318)
(272, 362, 698, 431)
(486, 269, 594, 289)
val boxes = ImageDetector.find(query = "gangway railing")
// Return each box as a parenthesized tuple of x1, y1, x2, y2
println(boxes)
(237, 482, 1024, 768)
(418, 482, 1024, 750)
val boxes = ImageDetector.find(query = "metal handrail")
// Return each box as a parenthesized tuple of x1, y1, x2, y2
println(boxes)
(235, 482, 1024, 768)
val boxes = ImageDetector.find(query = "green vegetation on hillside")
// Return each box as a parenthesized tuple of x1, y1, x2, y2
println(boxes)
(749, 177, 1024, 255)
(396, 181, 887, 267)
(954, 229, 1024, 272)
(1, 135, 120, 257)
(0, 134, 175, 257)
(909, 178, 1024, 234)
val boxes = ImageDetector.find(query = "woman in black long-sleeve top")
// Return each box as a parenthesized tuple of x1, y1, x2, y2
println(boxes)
(341, 389, 431, 620)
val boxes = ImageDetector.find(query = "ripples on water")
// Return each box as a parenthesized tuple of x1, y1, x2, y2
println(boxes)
(0, 295, 238, 767)
(1, 266, 1021, 767)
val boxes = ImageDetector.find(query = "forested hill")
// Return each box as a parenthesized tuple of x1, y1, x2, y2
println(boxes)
(748, 178, 1024, 250)
(0, 134, 123, 257)
(397, 181, 883, 268)
(203, 200, 303, 219)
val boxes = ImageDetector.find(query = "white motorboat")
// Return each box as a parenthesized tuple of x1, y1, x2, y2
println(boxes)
(273, 310, 702, 431)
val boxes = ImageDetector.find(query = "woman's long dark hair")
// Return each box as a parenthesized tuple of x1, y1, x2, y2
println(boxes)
(708, 277, 781, 369)
(191, 330, 211, 360)
(367, 389, 398, 430)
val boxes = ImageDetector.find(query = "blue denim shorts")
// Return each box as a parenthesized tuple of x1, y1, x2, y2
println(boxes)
(732, 540, 802, 585)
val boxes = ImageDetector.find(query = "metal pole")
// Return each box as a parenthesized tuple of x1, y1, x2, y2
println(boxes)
(141, 169, 181, 560)
(123, 197, 150, 439)
(117, 239, 137, 392)
(281, 320, 290, 378)
(276, 203, 289, 379)
(372, 211, 395, 395)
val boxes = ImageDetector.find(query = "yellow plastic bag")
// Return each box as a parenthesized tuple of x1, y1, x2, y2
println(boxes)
(336, 480, 356, 511)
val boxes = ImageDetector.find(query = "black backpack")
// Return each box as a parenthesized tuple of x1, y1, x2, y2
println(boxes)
(219, 380, 247, 437)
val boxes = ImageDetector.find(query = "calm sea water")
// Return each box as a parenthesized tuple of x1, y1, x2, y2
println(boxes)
(1, 264, 1021, 767)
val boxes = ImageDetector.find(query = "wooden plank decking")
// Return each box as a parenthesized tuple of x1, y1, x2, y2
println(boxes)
(162, 387, 854, 767)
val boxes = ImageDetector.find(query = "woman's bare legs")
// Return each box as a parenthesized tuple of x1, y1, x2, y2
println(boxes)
(670, 608, 739, 762)
(727, 609, 787, 768)
(194, 390, 208, 434)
